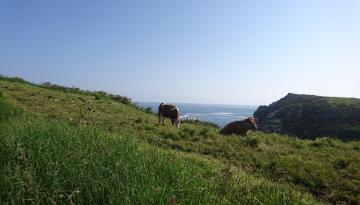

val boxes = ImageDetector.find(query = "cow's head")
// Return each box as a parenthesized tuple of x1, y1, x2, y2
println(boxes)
(175, 107, 181, 128)
(247, 117, 258, 130)
(171, 117, 181, 128)
(175, 118, 181, 128)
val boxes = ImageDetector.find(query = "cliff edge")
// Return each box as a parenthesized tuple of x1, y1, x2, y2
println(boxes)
(254, 93, 360, 140)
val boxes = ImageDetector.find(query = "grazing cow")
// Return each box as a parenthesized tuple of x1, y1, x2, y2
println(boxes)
(158, 103, 181, 127)
(220, 117, 257, 136)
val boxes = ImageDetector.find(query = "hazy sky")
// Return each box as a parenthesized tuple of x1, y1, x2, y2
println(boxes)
(1, 0, 359, 105)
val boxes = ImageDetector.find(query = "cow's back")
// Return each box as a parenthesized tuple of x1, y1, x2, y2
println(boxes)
(159, 104, 179, 119)
(221, 121, 247, 135)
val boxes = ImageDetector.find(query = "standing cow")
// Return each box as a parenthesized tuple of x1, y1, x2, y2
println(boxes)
(158, 103, 181, 128)
(220, 117, 257, 136)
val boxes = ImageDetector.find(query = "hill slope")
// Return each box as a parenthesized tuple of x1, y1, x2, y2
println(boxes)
(1, 77, 359, 204)
(2, 97, 318, 204)
(254, 93, 360, 140)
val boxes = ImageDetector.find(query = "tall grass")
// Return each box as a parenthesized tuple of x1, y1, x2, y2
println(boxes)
(0, 93, 22, 122)
(0, 104, 320, 204)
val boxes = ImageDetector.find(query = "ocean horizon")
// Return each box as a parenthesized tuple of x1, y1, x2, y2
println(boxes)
(136, 101, 258, 127)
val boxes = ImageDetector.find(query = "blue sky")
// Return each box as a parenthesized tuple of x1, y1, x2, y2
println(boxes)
(1, 0, 359, 105)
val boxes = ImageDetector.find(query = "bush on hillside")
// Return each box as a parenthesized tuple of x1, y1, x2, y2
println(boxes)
(0, 75, 34, 85)
(145, 107, 153, 114)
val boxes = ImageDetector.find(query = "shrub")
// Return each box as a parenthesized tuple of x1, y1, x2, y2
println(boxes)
(108, 94, 132, 104)
(0, 75, 34, 85)
(145, 107, 153, 114)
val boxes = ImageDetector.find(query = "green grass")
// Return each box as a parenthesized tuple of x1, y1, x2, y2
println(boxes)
(0, 100, 319, 204)
(0, 77, 359, 204)
(0, 92, 22, 122)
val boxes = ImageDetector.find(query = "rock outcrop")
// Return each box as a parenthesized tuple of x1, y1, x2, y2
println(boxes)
(254, 93, 360, 140)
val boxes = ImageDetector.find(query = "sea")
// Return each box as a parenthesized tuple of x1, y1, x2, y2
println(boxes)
(136, 102, 258, 127)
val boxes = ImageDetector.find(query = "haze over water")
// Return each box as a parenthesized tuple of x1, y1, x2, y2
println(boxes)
(137, 102, 257, 127)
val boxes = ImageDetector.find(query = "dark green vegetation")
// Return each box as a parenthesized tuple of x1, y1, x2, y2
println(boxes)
(254, 93, 360, 141)
(0, 76, 359, 204)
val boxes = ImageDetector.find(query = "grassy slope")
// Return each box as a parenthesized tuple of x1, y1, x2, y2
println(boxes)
(0, 83, 319, 205)
(1, 116, 317, 204)
(0, 79, 359, 204)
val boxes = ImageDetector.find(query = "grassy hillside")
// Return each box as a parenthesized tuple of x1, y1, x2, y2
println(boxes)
(254, 93, 360, 140)
(1, 97, 321, 204)
(0, 77, 359, 204)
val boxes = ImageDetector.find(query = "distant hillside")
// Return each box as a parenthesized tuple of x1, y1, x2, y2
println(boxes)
(254, 93, 360, 140)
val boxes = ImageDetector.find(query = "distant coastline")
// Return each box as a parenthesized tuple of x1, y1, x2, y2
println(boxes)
(137, 101, 258, 127)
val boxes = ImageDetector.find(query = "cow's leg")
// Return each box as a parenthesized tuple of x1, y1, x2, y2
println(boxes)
(159, 115, 165, 125)
(241, 128, 247, 136)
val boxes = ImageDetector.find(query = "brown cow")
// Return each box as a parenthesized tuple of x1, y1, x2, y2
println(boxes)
(158, 103, 181, 127)
(220, 117, 257, 136)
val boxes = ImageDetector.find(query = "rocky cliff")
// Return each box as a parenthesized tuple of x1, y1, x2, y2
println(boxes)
(254, 93, 360, 140)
